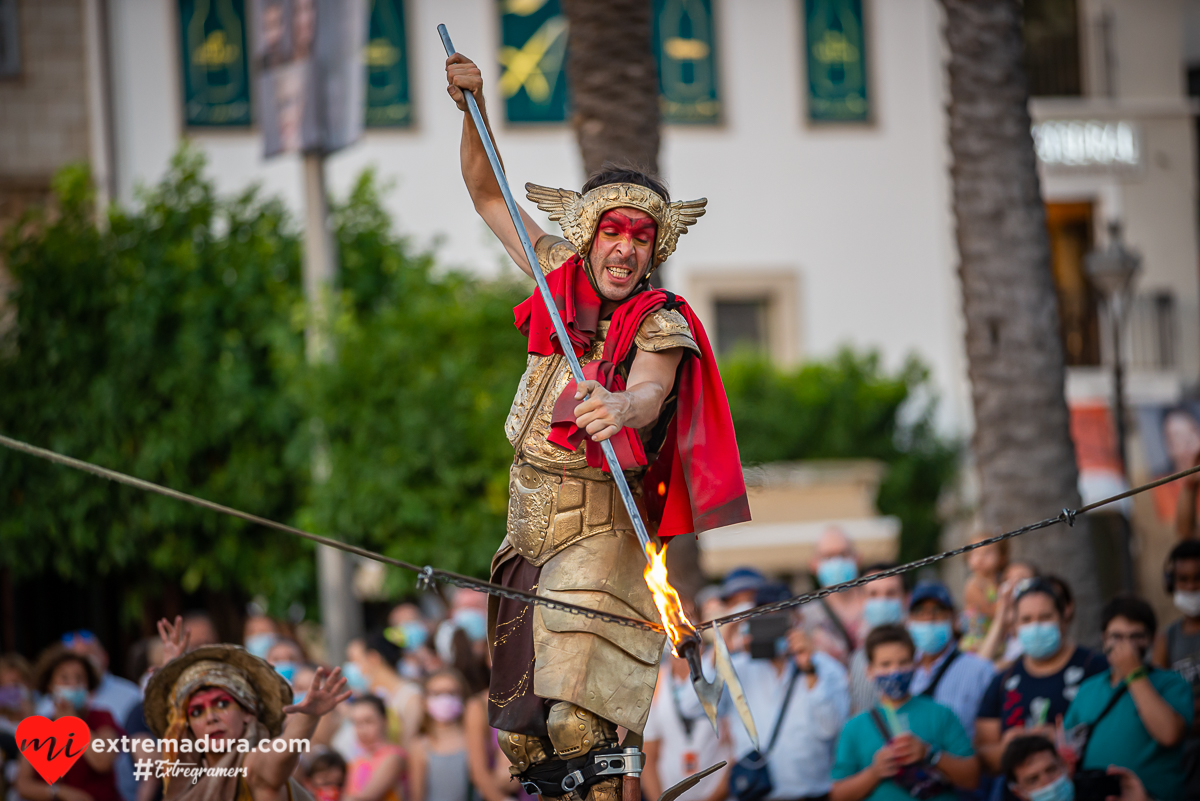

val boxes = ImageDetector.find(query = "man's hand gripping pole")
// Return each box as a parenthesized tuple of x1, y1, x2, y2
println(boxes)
(437, 22, 758, 751)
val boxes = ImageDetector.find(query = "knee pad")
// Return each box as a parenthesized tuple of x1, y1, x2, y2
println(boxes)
(546, 702, 618, 759)
(497, 730, 554, 776)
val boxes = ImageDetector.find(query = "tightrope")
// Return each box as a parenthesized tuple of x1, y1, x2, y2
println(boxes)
(3, 432, 1198, 635)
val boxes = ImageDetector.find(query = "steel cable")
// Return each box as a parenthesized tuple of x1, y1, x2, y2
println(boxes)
(3, 432, 1197, 635)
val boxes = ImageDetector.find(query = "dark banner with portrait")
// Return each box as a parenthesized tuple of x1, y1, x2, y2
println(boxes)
(803, 0, 870, 124)
(252, 0, 367, 157)
(178, 0, 253, 127)
(653, 0, 720, 124)
(365, 0, 412, 128)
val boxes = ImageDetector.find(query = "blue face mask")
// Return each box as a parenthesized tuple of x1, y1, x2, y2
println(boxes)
(1027, 774, 1074, 801)
(453, 609, 488, 643)
(817, 557, 858, 588)
(274, 661, 297, 684)
(907, 620, 953, 656)
(400, 622, 428, 649)
(1017, 622, 1063, 660)
(863, 598, 905, 629)
(245, 634, 277, 659)
(342, 661, 370, 694)
(874, 669, 914, 702)
(53, 685, 89, 710)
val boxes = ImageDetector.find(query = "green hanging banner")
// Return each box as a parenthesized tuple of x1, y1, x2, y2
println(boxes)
(178, 0, 253, 127)
(804, 0, 870, 124)
(365, 0, 412, 128)
(498, 0, 569, 124)
(653, 0, 720, 124)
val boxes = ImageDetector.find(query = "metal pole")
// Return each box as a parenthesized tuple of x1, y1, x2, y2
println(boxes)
(437, 25, 655, 565)
(303, 150, 362, 662)
(1111, 301, 1128, 473)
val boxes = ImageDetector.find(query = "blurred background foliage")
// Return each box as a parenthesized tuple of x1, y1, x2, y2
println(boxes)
(0, 150, 955, 621)
(722, 353, 959, 563)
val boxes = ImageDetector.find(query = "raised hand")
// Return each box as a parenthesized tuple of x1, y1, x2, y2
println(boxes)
(157, 616, 190, 664)
(446, 53, 483, 112)
(283, 666, 350, 717)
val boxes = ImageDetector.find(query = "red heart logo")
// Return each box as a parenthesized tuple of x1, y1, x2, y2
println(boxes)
(16, 716, 92, 785)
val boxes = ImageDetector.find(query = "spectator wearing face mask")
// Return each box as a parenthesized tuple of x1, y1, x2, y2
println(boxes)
(243, 613, 280, 659)
(730, 583, 849, 801)
(408, 669, 471, 801)
(57, 630, 141, 801)
(1001, 735, 1150, 801)
(1064, 597, 1191, 801)
(1153, 539, 1200, 799)
(807, 528, 866, 665)
(58, 630, 141, 728)
(832, 625, 980, 801)
(975, 580, 1107, 782)
(849, 565, 908, 716)
(906, 582, 995, 735)
(18, 645, 124, 801)
(266, 637, 307, 685)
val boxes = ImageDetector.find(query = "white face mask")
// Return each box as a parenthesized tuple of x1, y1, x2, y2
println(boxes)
(1175, 590, 1200, 617)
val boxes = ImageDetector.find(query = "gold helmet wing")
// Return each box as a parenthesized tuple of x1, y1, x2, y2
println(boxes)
(525, 182, 707, 274)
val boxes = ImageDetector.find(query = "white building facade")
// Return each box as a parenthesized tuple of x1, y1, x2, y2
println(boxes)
(3, 0, 1200, 593)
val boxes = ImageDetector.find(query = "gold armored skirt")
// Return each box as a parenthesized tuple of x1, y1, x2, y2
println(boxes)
(487, 462, 666, 736)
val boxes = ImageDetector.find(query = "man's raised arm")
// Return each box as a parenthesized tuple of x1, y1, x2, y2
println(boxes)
(445, 53, 546, 278)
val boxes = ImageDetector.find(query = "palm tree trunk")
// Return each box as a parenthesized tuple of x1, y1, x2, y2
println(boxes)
(940, 0, 1102, 638)
(560, 0, 661, 176)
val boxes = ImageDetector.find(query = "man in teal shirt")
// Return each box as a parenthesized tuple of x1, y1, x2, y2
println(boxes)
(832, 624, 979, 801)
(1064, 597, 1193, 801)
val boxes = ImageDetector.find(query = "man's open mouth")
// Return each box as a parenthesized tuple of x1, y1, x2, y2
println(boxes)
(606, 265, 632, 279)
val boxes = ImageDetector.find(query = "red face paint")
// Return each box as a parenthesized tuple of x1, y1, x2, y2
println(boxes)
(187, 688, 236, 718)
(596, 210, 657, 250)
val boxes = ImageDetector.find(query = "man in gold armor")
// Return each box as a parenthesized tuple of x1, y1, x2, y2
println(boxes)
(446, 53, 751, 801)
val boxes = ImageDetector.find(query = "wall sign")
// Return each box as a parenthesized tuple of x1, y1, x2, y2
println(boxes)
(179, 0, 253, 127)
(803, 0, 870, 124)
(653, 0, 720, 124)
(1033, 120, 1140, 169)
(365, 0, 412, 128)
(498, 0, 569, 124)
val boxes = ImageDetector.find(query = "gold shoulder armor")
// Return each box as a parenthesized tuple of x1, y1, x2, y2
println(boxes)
(635, 308, 700, 355)
(533, 235, 578, 277)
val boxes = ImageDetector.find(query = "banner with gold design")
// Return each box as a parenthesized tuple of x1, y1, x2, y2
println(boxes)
(178, 0, 252, 127)
(803, 0, 870, 124)
(653, 0, 720, 124)
(365, 0, 411, 128)
(498, 0, 569, 124)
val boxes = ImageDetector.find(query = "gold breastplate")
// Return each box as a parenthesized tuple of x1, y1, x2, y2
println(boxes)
(505, 323, 609, 471)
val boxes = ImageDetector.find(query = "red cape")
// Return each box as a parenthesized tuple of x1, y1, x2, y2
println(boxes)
(513, 255, 751, 538)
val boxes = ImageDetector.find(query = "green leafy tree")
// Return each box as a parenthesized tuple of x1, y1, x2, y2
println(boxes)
(0, 152, 312, 619)
(291, 174, 528, 590)
(722, 351, 957, 561)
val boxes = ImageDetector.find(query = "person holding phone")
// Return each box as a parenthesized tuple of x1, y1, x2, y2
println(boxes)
(1000, 735, 1144, 801)
(1063, 597, 1191, 801)
(730, 584, 850, 801)
(832, 625, 979, 801)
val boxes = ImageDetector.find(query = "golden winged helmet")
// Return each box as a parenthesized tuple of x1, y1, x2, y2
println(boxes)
(525, 181, 707, 275)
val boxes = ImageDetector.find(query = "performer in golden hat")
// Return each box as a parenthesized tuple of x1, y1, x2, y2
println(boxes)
(445, 53, 751, 801)
(143, 619, 350, 801)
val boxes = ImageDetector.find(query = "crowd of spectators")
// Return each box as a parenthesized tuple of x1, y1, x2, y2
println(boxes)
(0, 525, 1198, 801)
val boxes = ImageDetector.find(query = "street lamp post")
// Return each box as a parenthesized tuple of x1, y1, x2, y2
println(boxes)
(1085, 221, 1141, 596)
(1085, 221, 1142, 475)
